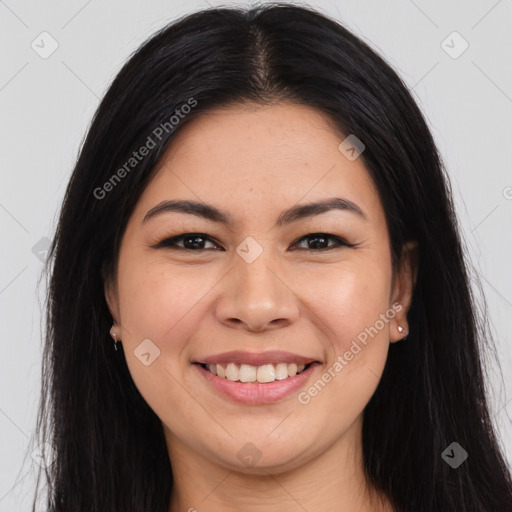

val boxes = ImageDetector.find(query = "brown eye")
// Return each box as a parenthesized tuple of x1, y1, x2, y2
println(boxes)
(291, 233, 354, 251)
(153, 233, 221, 251)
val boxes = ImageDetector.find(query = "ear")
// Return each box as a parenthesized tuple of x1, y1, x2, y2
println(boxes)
(104, 275, 120, 325)
(389, 240, 419, 343)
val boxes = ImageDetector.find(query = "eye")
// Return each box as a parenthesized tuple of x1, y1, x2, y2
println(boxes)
(153, 233, 221, 251)
(153, 232, 354, 252)
(291, 233, 355, 251)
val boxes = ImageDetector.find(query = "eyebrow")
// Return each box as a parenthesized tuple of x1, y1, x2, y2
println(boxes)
(142, 197, 367, 227)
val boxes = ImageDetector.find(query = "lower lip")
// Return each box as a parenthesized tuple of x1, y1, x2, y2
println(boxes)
(194, 363, 320, 404)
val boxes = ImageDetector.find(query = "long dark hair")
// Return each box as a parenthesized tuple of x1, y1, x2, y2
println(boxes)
(31, 3, 512, 511)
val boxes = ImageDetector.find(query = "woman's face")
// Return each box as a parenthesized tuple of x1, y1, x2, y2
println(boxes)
(105, 102, 416, 474)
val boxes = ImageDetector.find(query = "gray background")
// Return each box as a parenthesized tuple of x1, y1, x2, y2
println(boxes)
(1, 0, 511, 509)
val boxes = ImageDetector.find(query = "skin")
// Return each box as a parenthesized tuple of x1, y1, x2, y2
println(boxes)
(105, 102, 418, 512)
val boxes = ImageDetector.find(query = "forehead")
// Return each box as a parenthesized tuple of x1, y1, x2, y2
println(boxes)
(133, 102, 383, 226)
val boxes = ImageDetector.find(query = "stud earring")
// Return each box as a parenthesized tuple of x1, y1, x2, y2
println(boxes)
(397, 325, 408, 341)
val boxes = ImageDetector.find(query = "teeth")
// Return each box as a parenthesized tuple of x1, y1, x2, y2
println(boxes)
(204, 362, 309, 383)
(257, 364, 275, 383)
(275, 362, 289, 380)
(217, 364, 226, 378)
(225, 363, 239, 381)
(239, 364, 257, 382)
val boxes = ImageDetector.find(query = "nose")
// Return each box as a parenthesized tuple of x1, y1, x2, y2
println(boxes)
(215, 253, 300, 333)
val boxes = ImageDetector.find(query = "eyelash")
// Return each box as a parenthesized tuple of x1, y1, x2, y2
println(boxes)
(153, 233, 355, 252)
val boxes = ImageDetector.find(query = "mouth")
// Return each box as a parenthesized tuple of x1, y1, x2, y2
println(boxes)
(197, 361, 314, 384)
(193, 361, 322, 404)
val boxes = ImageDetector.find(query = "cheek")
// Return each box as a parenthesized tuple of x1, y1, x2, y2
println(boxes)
(295, 260, 392, 423)
(117, 261, 216, 342)
(115, 264, 215, 416)
(302, 257, 392, 345)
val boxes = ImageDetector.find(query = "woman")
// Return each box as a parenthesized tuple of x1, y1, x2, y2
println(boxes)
(32, 3, 512, 511)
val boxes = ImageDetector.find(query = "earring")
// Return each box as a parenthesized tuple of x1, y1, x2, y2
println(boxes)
(397, 325, 408, 341)
(110, 325, 119, 351)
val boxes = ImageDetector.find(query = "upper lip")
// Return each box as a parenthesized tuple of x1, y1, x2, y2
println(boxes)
(195, 350, 320, 366)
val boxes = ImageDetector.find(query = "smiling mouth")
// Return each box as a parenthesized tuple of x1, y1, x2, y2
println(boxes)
(198, 362, 314, 384)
